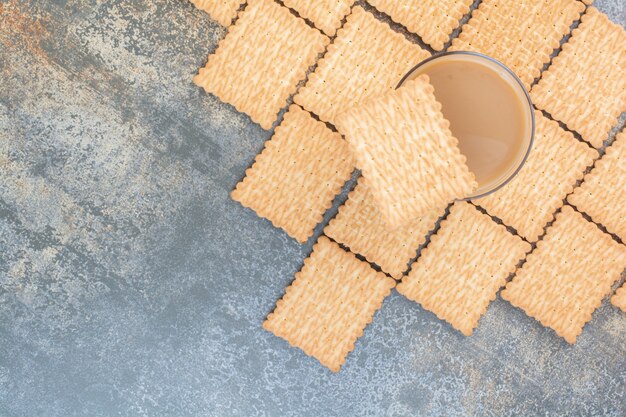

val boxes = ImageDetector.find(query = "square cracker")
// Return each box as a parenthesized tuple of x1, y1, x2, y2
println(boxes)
(531, 7, 626, 147)
(325, 181, 441, 280)
(475, 111, 598, 242)
(450, 0, 585, 89)
(611, 285, 626, 312)
(263, 236, 396, 372)
(194, 0, 329, 130)
(294, 6, 430, 125)
(568, 131, 626, 241)
(231, 105, 354, 243)
(397, 202, 530, 336)
(335, 75, 476, 229)
(189, 0, 244, 26)
(283, 0, 355, 36)
(502, 206, 626, 344)
(366, 0, 473, 51)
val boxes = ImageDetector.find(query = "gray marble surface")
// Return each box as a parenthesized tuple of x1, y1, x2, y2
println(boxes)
(0, 0, 625, 416)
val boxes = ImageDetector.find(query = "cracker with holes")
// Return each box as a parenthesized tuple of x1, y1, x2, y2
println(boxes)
(531, 7, 626, 147)
(366, 0, 473, 50)
(502, 206, 626, 343)
(283, 0, 355, 36)
(232, 105, 354, 242)
(475, 111, 598, 242)
(450, 0, 585, 89)
(568, 131, 626, 241)
(612, 285, 626, 312)
(325, 181, 441, 279)
(294, 6, 429, 125)
(335, 75, 476, 229)
(194, 0, 329, 130)
(263, 236, 396, 372)
(189, 0, 244, 26)
(397, 202, 530, 336)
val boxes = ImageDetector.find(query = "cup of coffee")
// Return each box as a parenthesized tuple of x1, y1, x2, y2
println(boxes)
(398, 51, 535, 199)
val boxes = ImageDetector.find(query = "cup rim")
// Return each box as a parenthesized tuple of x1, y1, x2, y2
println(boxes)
(396, 51, 535, 201)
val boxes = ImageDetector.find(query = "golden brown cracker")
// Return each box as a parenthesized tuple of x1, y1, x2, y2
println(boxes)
(450, 0, 585, 89)
(294, 6, 430, 125)
(502, 206, 626, 343)
(366, 0, 473, 50)
(611, 285, 626, 312)
(397, 202, 530, 336)
(189, 0, 244, 26)
(263, 236, 396, 372)
(194, 0, 329, 130)
(335, 75, 476, 229)
(475, 111, 598, 242)
(531, 7, 626, 147)
(324, 181, 441, 279)
(283, 0, 355, 36)
(568, 131, 626, 241)
(231, 105, 354, 243)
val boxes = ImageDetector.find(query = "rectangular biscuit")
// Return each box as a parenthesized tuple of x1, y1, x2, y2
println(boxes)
(568, 131, 626, 241)
(194, 0, 329, 130)
(501, 206, 626, 343)
(366, 0, 473, 50)
(335, 75, 476, 229)
(611, 285, 626, 313)
(294, 6, 430, 125)
(531, 7, 626, 147)
(263, 236, 396, 372)
(283, 0, 355, 36)
(324, 181, 441, 280)
(475, 111, 598, 242)
(231, 105, 354, 243)
(450, 0, 585, 89)
(397, 202, 530, 336)
(189, 0, 244, 26)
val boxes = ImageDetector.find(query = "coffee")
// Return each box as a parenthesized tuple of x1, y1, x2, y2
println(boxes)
(400, 53, 533, 198)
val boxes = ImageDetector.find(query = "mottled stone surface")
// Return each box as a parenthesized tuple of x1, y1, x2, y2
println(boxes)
(0, 0, 624, 416)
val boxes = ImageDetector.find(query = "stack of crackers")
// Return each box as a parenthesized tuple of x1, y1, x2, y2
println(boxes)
(191, 0, 626, 372)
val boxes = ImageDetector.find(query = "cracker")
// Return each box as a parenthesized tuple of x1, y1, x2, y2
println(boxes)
(397, 202, 530, 336)
(335, 75, 476, 229)
(294, 6, 429, 125)
(611, 285, 626, 313)
(325, 181, 441, 279)
(283, 0, 355, 36)
(475, 111, 598, 242)
(189, 0, 244, 26)
(263, 236, 396, 372)
(531, 7, 626, 147)
(194, 0, 329, 130)
(568, 131, 626, 241)
(450, 0, 585, 89)
(366, 0, 473, 50)
(231, 105, 354, 243)
(502, 206, 626, 343)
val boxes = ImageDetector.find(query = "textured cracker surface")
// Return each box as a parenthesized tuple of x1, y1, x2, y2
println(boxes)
(283, 0, 354, 36)
(397, 202, 530, 336)
(531, 7, 626, 147)
(189, 0, 244, 26)
(502, 206, 626, 344)
(294, 6, 430, 125)
(612, 285, 626, 312)
(194, 0, 329, 129)
(366, 0, 473, 50)
(231, 105, 354, 243)
(335, 76, 476, 228)
(568, 131, 626, 241)
(263, 236, 396, 372)
(450, 0, 585, 88)
(324, 181, 441, 279)
(475, 111, 599, 242)
(1, 0, 625, 415)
